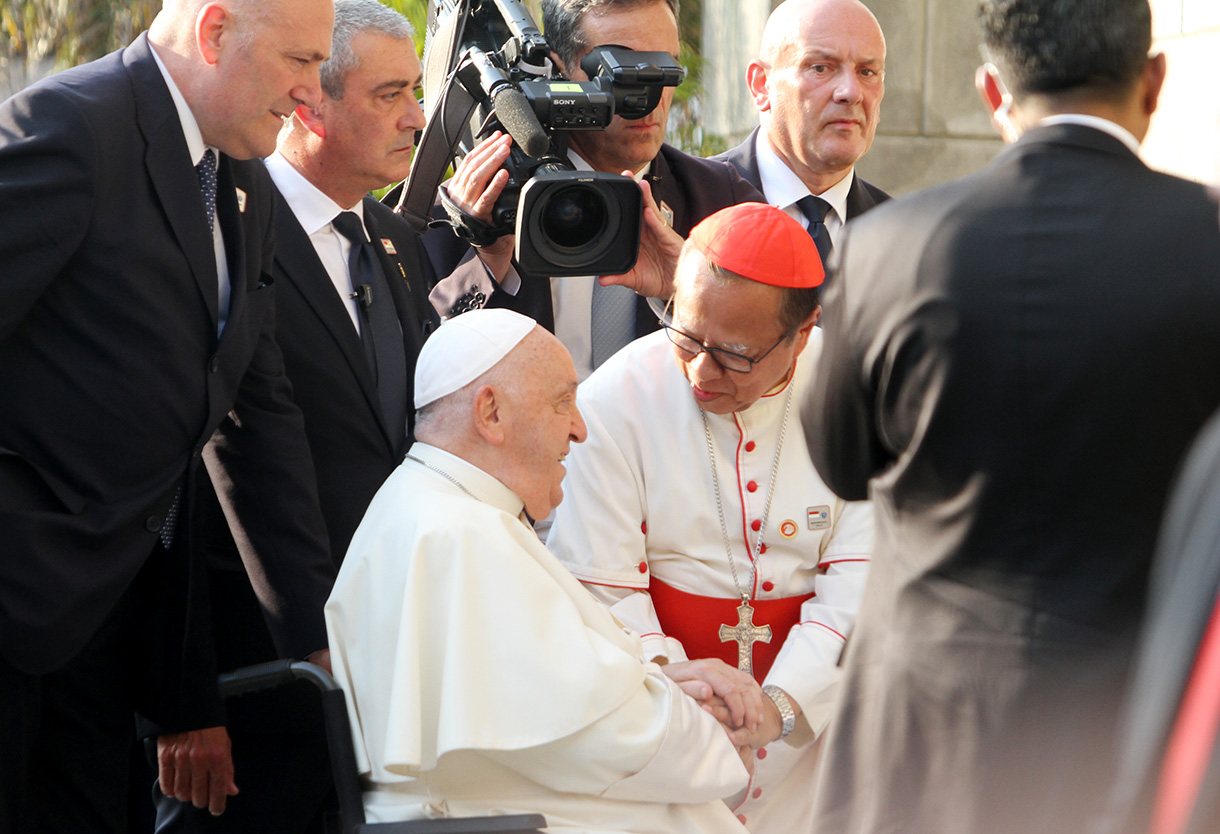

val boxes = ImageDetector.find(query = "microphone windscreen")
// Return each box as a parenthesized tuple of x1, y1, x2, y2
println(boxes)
(492, 86, 550, 159)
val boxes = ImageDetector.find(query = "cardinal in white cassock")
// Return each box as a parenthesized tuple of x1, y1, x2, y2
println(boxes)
(547, 202, 874, 834)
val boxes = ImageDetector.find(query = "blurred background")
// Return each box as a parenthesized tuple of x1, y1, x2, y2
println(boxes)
(3, 0, 1216, 195)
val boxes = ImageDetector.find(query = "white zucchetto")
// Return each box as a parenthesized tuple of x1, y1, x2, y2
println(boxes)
(414, 309, 537, 409)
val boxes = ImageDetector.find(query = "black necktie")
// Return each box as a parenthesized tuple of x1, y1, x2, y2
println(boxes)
(796, 195, 833, 267)
(331, 212, 409, 442)
(196, 149, 217, 236)
(161, 151, 220, 550)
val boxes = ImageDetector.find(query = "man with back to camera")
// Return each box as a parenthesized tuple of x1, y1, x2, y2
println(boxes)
(713, 0, 889, 265)
(326, 308, 755, 832)
(801, 1, 1220, 832)
(547, 202, 872, 834)
(153, 1, 439, 831)
(0, 0, 338, 830)
(427, 0, 762, 380)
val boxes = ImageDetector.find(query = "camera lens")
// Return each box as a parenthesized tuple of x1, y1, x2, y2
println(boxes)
(541, 186, 608, 251)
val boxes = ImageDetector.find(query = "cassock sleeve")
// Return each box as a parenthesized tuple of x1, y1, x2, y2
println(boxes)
(764, 497, 872, 739)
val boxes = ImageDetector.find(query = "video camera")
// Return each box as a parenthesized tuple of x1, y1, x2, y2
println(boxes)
(395, 0, 685, 276)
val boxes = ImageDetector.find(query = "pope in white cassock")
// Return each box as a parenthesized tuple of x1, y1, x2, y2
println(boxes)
(325, 308, 754, 833)
(547, 203, 874, 833)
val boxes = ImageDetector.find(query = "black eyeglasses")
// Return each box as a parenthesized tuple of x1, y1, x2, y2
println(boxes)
(659, 303, 792, 374)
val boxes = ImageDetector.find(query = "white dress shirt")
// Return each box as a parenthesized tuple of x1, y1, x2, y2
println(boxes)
(264, 152, 368, 335)
(149, 42, 230, 335)
(754, 131, 855, 251)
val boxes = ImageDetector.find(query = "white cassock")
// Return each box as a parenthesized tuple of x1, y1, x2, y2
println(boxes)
(325, 442, 749, 834)
(546, 329, 873, 834)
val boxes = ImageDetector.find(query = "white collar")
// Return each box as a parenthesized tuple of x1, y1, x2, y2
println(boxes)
(568, 147, 652, 182)
(754, 131, 854, 224)
(1038, 114, 1141, 156)
(407, 442, 526, 520)
(264, 151, 362, 234)
(148, 41, 214, 169)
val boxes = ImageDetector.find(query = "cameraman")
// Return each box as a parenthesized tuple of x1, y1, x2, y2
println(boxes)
(427, 0, 761, 381)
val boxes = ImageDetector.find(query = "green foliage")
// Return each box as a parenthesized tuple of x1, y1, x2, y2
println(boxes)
(2, 0, 158, 69)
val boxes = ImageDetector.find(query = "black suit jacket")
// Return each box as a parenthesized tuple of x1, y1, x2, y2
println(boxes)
(424, 143, 763, 333)
(198, 189, 437, 735)
(0, 34, 332, 730)
(712, 127, 890, 220)
(1098, 408, 1220, 834)
(802, 123, 1220, 834)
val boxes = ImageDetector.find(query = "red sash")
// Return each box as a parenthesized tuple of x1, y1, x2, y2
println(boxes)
(649, 577, 812, 681)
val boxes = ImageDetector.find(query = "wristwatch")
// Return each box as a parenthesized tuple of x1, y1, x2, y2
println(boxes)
(762, 685, 795, 739)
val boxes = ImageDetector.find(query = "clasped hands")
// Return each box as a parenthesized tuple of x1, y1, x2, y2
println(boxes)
(662, 658, 786, 775)
(446, 131, 684, 297)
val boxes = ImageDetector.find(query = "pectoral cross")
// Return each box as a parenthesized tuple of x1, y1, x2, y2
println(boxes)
(719, 596, 771, 676)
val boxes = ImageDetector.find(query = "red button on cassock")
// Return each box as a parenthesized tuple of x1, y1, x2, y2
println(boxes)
(745, 441, 756, 452)
(747, 481, 758, 493)
(759, 544, 768, 555)
(752, 788, 762, 799)
(641, 521, 647, 535)
(757, 748, 767, 759)
(751, 519, 761, 532)
(737, 815, 747, 825)
(638, 562, 648, 574)
(762, 581, 774, 592)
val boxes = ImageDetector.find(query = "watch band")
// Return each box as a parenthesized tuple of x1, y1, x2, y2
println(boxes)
(762, 684, 796, 739)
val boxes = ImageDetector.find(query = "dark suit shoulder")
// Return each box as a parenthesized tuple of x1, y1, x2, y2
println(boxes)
(653, 143, 764, 236)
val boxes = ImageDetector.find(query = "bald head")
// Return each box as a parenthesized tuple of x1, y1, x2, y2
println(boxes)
(748, 0, 885, 194)
(148, 0, 333, 159)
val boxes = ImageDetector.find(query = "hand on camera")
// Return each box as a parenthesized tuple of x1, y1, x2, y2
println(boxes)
(449, 131, 515, 280)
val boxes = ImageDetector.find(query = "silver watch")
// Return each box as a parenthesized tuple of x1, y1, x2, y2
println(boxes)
(762, 685, 796, 738)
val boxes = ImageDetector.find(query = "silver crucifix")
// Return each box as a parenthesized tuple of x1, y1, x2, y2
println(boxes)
(719, 595, 772, 676)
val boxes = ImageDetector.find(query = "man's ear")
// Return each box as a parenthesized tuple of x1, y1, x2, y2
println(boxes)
(195, 3, 229, 66)
(549, 50, 569, 80)
(975, 63, 1019, 143)
(745, 60, 771, 112)
(1142, 52, 1167, 117)
(295, 103, 326, 139)
(472, 385, 507, 445)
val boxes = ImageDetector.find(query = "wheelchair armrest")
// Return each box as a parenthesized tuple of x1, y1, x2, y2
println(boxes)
(356, 813, 546, 833)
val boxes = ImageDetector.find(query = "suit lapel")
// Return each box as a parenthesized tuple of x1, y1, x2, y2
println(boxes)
(271, 192, 385, 431)
(124, 34, 220, 332)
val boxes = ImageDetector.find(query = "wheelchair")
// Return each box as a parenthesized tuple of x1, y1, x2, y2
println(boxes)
(219, 660, 546, 834)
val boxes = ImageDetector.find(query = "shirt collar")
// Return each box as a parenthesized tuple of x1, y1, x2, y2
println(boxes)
(568, 147, 652, 182)
(407, 442, 527, 521)
(754, 131, 854, 224)
(148, 41, 214, 168)
(1038, 114, 1141, 156)
(264, 151, 363, 235)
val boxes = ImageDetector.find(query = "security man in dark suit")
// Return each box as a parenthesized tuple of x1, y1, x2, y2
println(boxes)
(712, 0, 890, 264)
(155, 2, 437, 832)
(427, 0, 761, 381)
(802, 1, 1220, 832)
(0, 0, 337, 831)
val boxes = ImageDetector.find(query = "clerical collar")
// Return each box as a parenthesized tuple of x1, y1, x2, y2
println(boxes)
(406, 442, 525, 520)
(754, 130, 853, 227)
(264, 152, 363, 236)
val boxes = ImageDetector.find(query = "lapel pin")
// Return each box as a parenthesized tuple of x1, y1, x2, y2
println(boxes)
(658, 200, 674, 228)
(235, 188, 247, 213)
(807, 505, 831, 530)
(380, 238, 397, 255)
